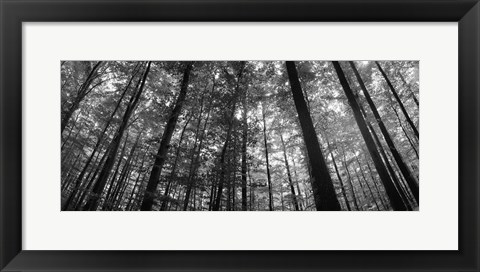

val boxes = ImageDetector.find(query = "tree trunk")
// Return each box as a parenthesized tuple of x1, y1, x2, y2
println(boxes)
(291, 157, 305, 210)
(73, 68, 140, 210)
(83, 62, 151, 211)
(341, 146, 360, 211)
(279, 133, 299, 211)
(61, 61, 103, 133)
(350, 62, 419, 203)
(332, 61, 407, 211)
(398, 71, 419, 107)
(140, 62, 193, 211)
(285, 61, 341, 211)
(391, 105, 419, 159)
(241, 80, 248, 211)
(213, 63, 245, 211)
(364, 154, 389, 210)
(327, 142, 351, 211)
(354, 155, 382, 210)
(375, 61, 419, 138)
(261, 102, 274, 211)
(159, 113, 193, 210)
(102, 135, 129, 208)
(104, 131, 141, 210)
(126, 150, 148, 210)
(183, 81, 215, 211)
(73, 147, 110, 210)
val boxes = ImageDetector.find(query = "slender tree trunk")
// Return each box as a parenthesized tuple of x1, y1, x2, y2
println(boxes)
(83, 62, 151, 211)
(248, 165, 254, 210)
(73, 147, 109, 210)
(279, 182, 285, 211)
(126, 151, 147, 210)
(350, 62, 419, 203)
(140, 62, 193, 211)
(327, 143, 351, 211)
(375, 61, 419, 138)
(291, 157, 305, 210)
(341, 146, 360, 211)
(231, 126, 238, 211)
(183, 89, 207, 210)
(332, 61, 407, 211)
(61, 112, 81, 150)
(364, 155, 389, 210)
(61, 152, 82, 191)
(355, 155, 382, 210)
(241, 80, 248, 211)
(159, 113, 193, 210)
(391, 105, 419, 159)
(61, 61, 103, 133)
(355, 96, 410, 209)
(213, 63, 245, 211)
(209, 173, 217, 211)
(279, 133, 299, 211)
(285, 61, 341, 211)
(104, 131, 141, 210)
(183, 82, 215, 210)
(226, 139, 233, 211)
(102, 135, 129, 209)
(72, 64, 139, 192)
(261, 102, 274, 211)
(398, 71, 419, 107)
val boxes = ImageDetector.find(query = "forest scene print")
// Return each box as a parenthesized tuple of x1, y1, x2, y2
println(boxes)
(61, 61, 419, 211)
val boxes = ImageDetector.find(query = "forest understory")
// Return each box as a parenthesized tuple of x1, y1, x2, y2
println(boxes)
(61, 60, 419, 211)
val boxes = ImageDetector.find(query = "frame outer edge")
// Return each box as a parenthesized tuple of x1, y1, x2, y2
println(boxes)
(459, 2, 480, 271)
(0, 0, 23, 271)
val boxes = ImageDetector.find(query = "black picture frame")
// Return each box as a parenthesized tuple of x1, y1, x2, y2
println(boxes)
(1, 0, 478, 271)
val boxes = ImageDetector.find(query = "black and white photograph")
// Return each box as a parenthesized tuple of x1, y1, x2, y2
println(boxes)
(60, 61, 419, 211)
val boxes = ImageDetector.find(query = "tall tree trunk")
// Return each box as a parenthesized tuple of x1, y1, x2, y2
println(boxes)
(332, 61, 407, 211)
(213, 63, 245, 211)
(61, 61, 104, 133)
(159, 113, 193, 210)
(341, 146, 360, 211)
(350, 62, 419, 203)
(83, 62, 151, 211)
(279, 133, 299, 211)
(73, 147, 110, 210)
(213, 110, 235, 211)
(355, 96, 411, 210)
(231, 125, 238, 211)
(375, 61, 419, 138)
(391, 104, 419, 159)
(209, 173, 217, 211)
(261, 102, 274, 211)
(140, 62, 193, 211)
(364, 154, 389, 210)
(241, 81, 248, 211)
(68, 67, 140, 210)
(398, 71, 419, 107)
(279, 182, 285, 211)
(61, 112, 81, 150)
(291, 157, 305, 210)
(126, 151, 148, 210)
(327, 143, 351, 211)
(354, 155, 382, 210)
(104, 131, 141, 210)
(285, 61, 341, 211)
(183, 82, 214, 210)
(101, 135, 129, 210)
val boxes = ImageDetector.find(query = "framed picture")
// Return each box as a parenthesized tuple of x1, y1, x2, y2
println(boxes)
(1, 0, 478, 271)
